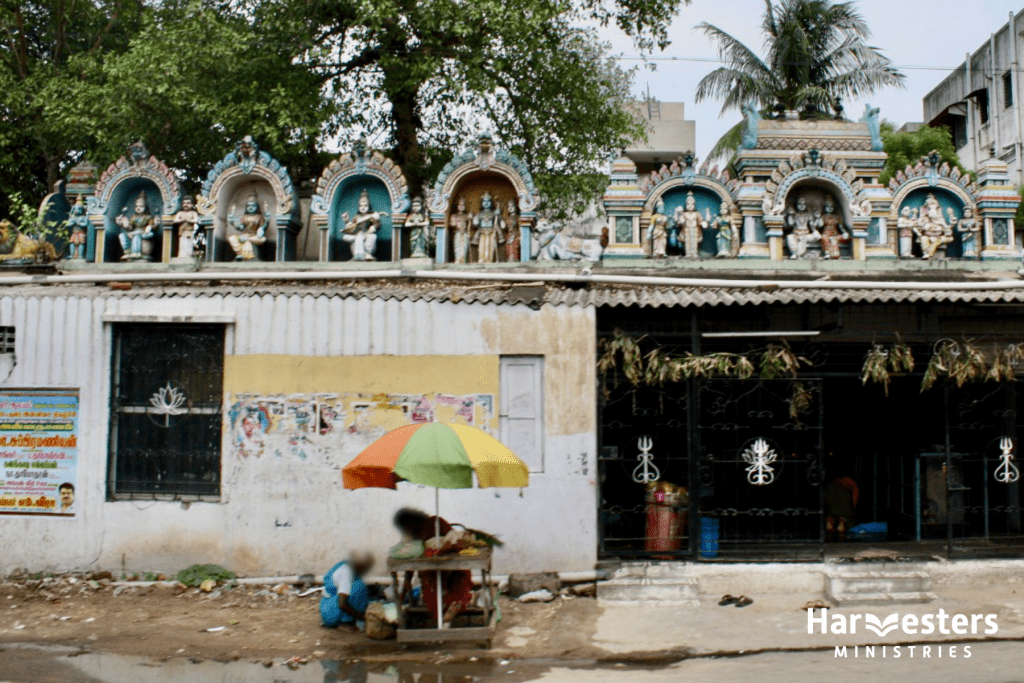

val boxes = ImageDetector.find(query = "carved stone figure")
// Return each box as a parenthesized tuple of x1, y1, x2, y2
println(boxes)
(532, 219, 603, 261)
(471, 192, 504, 263)
(647, 199, 669, 258)
(340, 189, 379, 261)
(67, 195, 89, 260)
(897, 206, 916, 258)
(674, 192, 707, 259)
(955, 206, 980, 258)
(448, 196, 472, 264)
(914, 193, 953, 260)
(404, 196, 431, 258)
(710, 202, 734, 258)
(741, 103, 761, 149)
(819, 199, 850, 259)
(173, 196, 201, 259)
(228, 192, 269, 261)
(115, 192, 157, 261)
(860, 104, 883, 152)
(0, 220, 57, 263)
(504, 199, 521, 261)
(784, 196, 821, 259)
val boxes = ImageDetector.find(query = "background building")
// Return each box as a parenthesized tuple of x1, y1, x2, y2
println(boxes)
(924, 9, 1024, 185)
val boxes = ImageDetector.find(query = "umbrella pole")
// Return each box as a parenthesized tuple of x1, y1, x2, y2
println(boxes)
(435, 487, 443, 630)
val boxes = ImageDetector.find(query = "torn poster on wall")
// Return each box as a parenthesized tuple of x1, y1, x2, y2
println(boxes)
(226, 392, 496, 460)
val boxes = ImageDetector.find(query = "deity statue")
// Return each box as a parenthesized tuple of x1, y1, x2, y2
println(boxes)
(896, 206, 916, 258)
(955, 206, 980, 258)
(647, 199, 670, 258)
(710, 202, 734, 258)
(67, 195, 89, 260)
(340, 189, 380, 261)
(173, 196, 201, 259)
(673, 192, 707, 259)
(913, 193, 953, 260)
(448, 196, 472, 264)
(784, 196, 821, 259)
(115, 191, 157, 261)
(227, 191, 269, 261)
(819, 199, 850, 259)
(504, 199, 521, 261)
(471, 192, 504, 263)
(404, 196, 431, 258)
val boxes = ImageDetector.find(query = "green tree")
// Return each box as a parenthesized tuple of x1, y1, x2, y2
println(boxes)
(264, 0, 689, 209)
(878, 124, 972, 186)
(0, 1, 329, 215)
(695, 0, 905, 160)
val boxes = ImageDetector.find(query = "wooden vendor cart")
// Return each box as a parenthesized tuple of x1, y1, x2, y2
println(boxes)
(388, 549, 497, 647)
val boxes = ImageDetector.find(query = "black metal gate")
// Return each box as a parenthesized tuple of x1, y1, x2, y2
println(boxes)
(945, 384, 1024, 557)
(108, 324, 225, 498)
(598, 380, 690, 558)
(695, 379, 824, 561)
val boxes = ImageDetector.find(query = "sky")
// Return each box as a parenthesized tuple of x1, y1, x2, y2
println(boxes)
(601, 0, 1024, 160)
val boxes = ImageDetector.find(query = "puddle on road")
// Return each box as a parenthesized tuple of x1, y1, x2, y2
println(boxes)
(0, 644, 524, 683)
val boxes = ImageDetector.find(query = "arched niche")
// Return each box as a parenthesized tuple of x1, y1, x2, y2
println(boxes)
(779, 178, 856, 259)
(215, 177, 278, 262)
(657, 186, 724, 258)
(86, 142, 181, 263)
(310, 143, 409, 261)
(896, 186, 968, 259)
(445, 172, 519, 263)
(429, 134, 539, 263)
(197, 137, 301, 262)
(330, 176, 394, 261)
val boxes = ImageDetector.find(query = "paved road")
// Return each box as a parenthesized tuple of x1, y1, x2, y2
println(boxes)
(516, 642, 1024, 683)
(4, 642, 1023, 683)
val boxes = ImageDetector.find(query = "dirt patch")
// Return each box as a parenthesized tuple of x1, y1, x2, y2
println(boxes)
(0, 576, 603, 666)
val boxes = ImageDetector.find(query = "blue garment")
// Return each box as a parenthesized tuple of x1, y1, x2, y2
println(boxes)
(319, 561, 369, 627)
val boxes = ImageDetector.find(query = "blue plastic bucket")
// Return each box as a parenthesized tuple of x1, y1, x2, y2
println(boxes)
(699, 516, 719, 558)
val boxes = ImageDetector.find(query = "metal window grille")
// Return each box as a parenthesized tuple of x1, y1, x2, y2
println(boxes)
(108, 324, 225, 499)
(1004, 72, 1014, 109)
(0, 326, 15, 354)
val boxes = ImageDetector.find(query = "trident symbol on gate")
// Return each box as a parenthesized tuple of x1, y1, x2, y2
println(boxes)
(995, 437, 1020, 484)
(633, 436, 661, 484)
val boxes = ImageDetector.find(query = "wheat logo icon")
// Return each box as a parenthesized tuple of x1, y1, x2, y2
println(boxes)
(864, 613, 900, 637)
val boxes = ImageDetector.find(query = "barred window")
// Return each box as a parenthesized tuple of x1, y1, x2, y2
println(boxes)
(0, 326, 15, 354)
(108, 324, 224, 499)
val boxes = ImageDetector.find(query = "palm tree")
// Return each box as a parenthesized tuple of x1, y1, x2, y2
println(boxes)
(696, 0, 906, 160)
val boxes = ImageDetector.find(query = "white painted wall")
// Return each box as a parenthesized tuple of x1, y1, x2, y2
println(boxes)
(0, 289, 597, 577)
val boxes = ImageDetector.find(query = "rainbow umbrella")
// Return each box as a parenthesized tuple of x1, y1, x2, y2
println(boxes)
(342, 422, 528, 629)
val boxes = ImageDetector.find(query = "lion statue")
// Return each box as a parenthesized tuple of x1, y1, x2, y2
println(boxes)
(0, 220, 58, 263)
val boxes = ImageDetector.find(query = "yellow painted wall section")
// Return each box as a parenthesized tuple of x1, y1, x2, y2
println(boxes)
(224, 355, 500, 396)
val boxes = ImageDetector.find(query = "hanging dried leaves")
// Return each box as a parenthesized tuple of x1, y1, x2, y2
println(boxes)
(921, 339, 987, 391)
(860, 334, 915, 396)
(758, 343, 810, 380)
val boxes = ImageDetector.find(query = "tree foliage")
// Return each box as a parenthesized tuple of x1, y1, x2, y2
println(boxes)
(878, 125, 972, 187)
(695, 0, 905, 162)
(3, 0, 690, 217)
(259, 0, 689, 208)
(0, 0, 326, 216)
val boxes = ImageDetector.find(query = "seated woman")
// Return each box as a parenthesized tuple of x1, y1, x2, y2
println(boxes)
(320, 552, 374, 628)
(394, 508, 474, 624)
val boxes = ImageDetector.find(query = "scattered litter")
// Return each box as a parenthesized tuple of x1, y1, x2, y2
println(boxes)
(312, 650, 326, 657)
(83, 617, 95, 623)
(176, 649, 186, 654)
(60, 616, 71, 621)
(297, 587, 321, 598)
(517, 589, 554, 603)
(228, 620, 239, 625)
(13, 624, 25, 630)
(500, 660, 510, 666)
(203, 626, 226, 633)
(199, 579, 217, 593)
(803, 600, 831, 611)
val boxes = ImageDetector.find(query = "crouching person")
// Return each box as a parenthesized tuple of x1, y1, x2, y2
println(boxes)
(320, 552, 375, 628)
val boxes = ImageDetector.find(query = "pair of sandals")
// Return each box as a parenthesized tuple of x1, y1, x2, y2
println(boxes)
(719, 594, 753, 607)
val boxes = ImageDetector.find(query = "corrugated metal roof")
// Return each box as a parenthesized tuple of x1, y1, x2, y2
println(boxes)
(5, 278, 1024, 308)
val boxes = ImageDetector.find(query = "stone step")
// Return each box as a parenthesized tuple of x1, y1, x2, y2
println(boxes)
(609, 562, 697, 581)
(826, 569, 935, 606)
(827, 591, 938, 606)
(599, 576, 700, 605)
